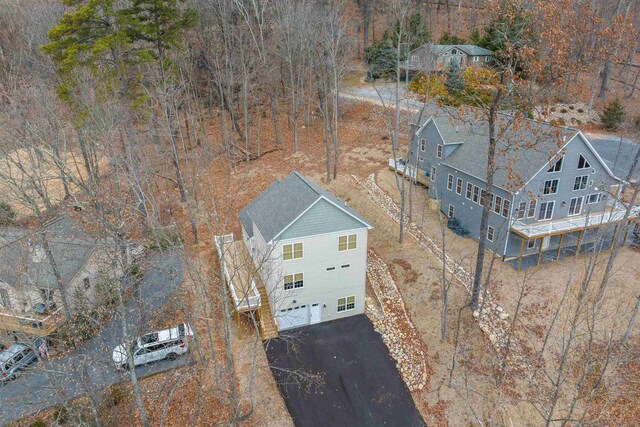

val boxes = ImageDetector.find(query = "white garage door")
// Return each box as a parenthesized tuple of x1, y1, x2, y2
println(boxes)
(276, 305, 310, 331)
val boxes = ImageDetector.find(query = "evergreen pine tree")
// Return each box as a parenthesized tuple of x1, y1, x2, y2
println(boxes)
(601, 98, 625, 129)
(444, 60, 464, 93)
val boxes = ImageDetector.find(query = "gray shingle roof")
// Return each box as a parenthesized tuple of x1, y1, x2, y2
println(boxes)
(0, 216, 98, 290)
(239, 172, 370, 243)
(416, 110, 578, 191)
(430, 44, 493, 56)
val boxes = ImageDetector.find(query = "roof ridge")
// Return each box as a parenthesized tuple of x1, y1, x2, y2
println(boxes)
(292, 171, 322, 198)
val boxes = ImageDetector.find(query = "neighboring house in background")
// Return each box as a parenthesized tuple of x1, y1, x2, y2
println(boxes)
(0, 216, 120, 336)
(403, 44, 493, 74)
(238, 172, 372, 331)
(406, 111, 640, 270)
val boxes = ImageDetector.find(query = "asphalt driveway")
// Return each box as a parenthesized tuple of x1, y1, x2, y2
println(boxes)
(265, 315, 425, 427)
(0, 249, 190, 425)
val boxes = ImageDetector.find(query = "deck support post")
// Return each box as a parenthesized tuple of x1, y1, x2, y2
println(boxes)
(537, 236, 544, 266)
(517, 238, 525, 272)
(557, 233, 564, 260)
(575, 229, 584, 256)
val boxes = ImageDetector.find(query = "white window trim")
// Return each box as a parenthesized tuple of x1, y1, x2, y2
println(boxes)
(448, 204, 455, 218)
(586, 193, 600, 204)
(465, 183, 473, 200)
(577, 154, 591, 170)
(527, 200, 537, 218)
(326, 266, 336, 271)
(447, 174, 454, 191)
(487, 226, 495, 242)
(341, 264, 351, 269)
(543, 179, 559, 195)
(436, 144, 443, 158)
(282, 242, 304, 261)
(431, 166, 436, 182)
(493, 195, 502, 214)
(456, 178, 463, 195)
(472, 185, 480, 204)
(473, 56, 479, 62)
(573, 175, 588, 191)
(568, 196, 583, 216)
(284, 272, 304, 291)
(338, 234, 357, 252)
(538, 201, 555, 221)
(517, 201, 527, 219)
(547, 157, 563, 173)
(527, 239, 536, 249)
(502, 199, 510, 218)
(420, 138, 426, 151)
(337, 295, 356, 312)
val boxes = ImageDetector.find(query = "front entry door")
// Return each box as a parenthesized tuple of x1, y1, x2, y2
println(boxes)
(309, 303, 321, 324)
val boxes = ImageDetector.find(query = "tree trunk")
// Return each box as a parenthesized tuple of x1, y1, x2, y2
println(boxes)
(470, 89, 502, 310)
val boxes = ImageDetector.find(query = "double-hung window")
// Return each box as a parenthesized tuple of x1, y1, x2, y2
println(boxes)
(337, 296, 355, 312)
(568, 196, 583, 216)
(447, 174, 454, 191)
(338, 234, 357, 251)
(493, 195, 503, 214)
(527, 200, 537, 218)
(420, 138, 426, 151)
(456, 178, 463, 195)
(538, 201, 554, 220)
(543, 179, 559, 195)
(284, 273, 304, 290)
(516, 201, 527, 219)
(431, 167, 437, 182)
(448, 204, 455, 218)
(466, 183, 473, 200)
(480, 189, 488, 207)
(436, 145, 443, 158)
(502, 199, 510, 218)
(574, 175, 588, 191)
(487, 226, 495, 242)
(472, 186, 480, 204)
(282, 242, 303, 260)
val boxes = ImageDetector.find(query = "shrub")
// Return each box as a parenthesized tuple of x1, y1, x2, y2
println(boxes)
(577, 108, 584, 113)
(29, 419, 47, 427)
(149, 228, 182, 250)
(601, 98, 625, 129)
(447, 217, 469, 237)
(52, 404, 69, 424)
(107, 385, 127, 407)
(569, 105, 575, 110)
(633, 116, 640, 129)
(560, 108, 568, 113)
(0, 202, 16, 225)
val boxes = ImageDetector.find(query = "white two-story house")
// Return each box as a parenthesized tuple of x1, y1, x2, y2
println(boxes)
(238, 172, 372, 331)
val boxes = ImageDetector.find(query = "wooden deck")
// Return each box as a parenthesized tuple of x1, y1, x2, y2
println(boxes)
(388, 158, 430, 187)
(0, 309, 64, 336)
(214, 234, 278, 340)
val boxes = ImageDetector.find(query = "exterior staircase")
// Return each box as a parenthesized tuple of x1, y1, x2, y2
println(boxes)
(257, 286, 278, 340)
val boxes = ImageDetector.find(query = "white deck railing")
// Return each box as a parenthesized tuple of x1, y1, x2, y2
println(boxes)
(389, 158, 417, 179)
(511, 203, 640, 238)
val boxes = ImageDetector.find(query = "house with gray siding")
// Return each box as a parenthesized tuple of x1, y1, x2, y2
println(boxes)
(407, 111, 640, 270)
(238, 172, 372, 331)
(404, 44, 493, 73)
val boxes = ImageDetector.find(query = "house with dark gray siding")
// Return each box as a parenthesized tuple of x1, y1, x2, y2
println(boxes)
(406, 111, 640, 270)
(403, 44, 493, 73)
